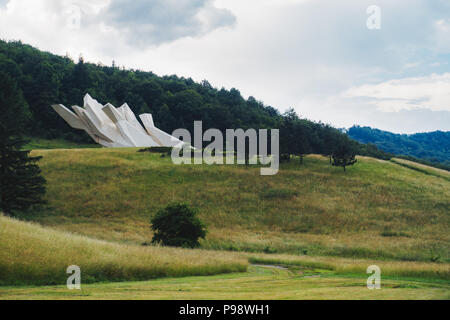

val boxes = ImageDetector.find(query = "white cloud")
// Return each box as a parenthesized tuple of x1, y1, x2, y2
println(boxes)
(342, 73, 450, 112)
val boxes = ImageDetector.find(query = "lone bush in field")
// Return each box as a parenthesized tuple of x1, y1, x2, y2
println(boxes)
(332, 138, 358, 172)
(151, 203, 207, 248)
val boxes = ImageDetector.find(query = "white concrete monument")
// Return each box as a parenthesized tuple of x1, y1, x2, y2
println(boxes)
(52, 94, 183, 148)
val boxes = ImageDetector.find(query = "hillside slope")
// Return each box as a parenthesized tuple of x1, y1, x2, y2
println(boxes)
(0, 215, 247, 286)
(14, 148, 450, 263)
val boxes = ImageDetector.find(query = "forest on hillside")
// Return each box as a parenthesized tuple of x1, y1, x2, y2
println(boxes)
(348, 126, 450, 166)
(0, 40, 394, 161)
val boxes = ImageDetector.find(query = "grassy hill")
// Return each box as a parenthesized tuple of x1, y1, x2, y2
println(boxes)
(391, 158, 450, 182)
(12, 148, 449, 264)
(1, 146, 449, 298)
(1, 215, 448, 299)
(0, 215, 247, 286)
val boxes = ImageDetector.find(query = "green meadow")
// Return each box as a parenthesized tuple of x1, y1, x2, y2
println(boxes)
(1, 145, 449, 299)
(1, 265, 449, 300)
(20, 148, 449, 262)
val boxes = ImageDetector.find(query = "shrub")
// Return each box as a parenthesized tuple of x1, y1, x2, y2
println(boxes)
(380, 230, 411, 238)
(151, 203, 207, 248)
(332, 142, 358, 172)
(280, 154, 291, 163)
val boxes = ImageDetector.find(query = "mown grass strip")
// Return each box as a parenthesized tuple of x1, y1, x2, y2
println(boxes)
(246, 253, 450, 280)
(391, 158, 450, 182)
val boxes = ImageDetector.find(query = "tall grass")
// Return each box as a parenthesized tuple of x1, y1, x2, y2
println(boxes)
(0, 215, 247, 286)
(18, 149, 450, 262)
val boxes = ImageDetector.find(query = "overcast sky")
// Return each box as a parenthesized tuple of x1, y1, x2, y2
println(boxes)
(1, 0, 449, 133)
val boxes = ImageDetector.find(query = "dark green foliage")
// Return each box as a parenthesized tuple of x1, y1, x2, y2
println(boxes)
(263, 246, 277, 254)
(380, 230, 411, 238)
(138, 147, 173, 154)
(0, 72, 46, 215)
(280, 154, 291, 163)
(357, 143, 393, 161)
(0, 40, 391, 163)
(332, 137, 358, 172)
(260, 188, 299, 200)
(0, 137, 47, 215)
(279, 109, 311, 163)
(332, 154, 357, 172)
(0, 40, 279, 142)
(151, 203, 207, 248)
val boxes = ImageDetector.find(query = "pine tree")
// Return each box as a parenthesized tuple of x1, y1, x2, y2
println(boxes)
(0, 72, 46, 216)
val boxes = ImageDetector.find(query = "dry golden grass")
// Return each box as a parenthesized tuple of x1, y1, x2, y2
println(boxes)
(0, 215, 247, 286)
(18, 148, 449, 262)
(391, 158, 450, 181)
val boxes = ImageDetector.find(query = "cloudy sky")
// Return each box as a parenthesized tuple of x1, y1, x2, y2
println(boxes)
(1, 0, 449, 133)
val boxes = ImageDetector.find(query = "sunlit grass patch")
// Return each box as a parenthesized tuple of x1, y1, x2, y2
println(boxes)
(391, 158, 450, 182)
(0, 215, 247, 286)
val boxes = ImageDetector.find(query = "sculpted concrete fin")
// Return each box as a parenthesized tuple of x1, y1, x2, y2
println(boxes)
(140, 114, 182, 147)
(53, 94, 182, 148)
(52, 104, 86, 130)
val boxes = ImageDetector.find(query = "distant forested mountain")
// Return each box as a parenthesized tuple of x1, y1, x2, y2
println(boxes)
(348, 126, 450, 165)
(0, 39, 390, 160)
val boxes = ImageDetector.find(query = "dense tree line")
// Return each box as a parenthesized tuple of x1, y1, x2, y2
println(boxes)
(0, 40, 389, 164)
